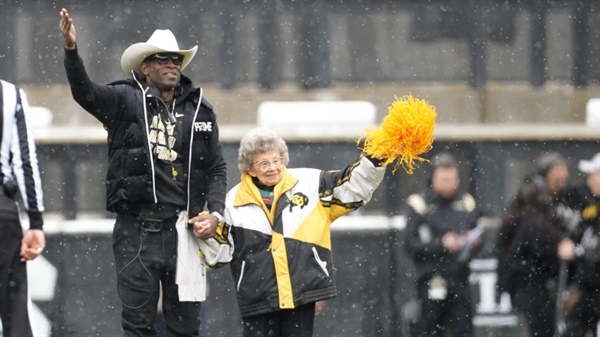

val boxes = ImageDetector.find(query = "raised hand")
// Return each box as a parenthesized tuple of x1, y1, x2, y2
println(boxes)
(59, 8, 77, 48)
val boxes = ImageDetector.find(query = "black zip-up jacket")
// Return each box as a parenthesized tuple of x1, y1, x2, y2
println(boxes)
(571, 188, 600, 291)
(63, 48, 227, 215)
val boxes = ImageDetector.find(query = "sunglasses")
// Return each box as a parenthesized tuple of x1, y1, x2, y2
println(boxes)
(145, 53, 184, 66)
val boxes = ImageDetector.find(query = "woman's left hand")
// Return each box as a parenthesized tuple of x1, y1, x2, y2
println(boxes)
(188, 213, 218, 239)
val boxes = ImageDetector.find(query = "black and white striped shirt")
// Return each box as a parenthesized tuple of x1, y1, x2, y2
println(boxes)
(0, 79, 44, 229)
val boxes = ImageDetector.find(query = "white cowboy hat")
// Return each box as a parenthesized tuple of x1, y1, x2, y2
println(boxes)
(120, 29, 198, 76)
(578, 152, 600, 174)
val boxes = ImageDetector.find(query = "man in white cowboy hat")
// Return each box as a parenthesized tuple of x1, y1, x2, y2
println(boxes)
(557, 152, 600, 337)
(59, 8, 232, 337)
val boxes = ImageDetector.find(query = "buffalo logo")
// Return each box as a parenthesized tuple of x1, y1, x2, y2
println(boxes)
(289, 193, 309, 212)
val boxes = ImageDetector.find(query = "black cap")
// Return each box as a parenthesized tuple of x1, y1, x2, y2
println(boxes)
(431, 152, 458, 168)
(535, 152, 565, 177)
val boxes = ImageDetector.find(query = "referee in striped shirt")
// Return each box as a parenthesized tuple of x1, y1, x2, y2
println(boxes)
(0, 79, 45, 337)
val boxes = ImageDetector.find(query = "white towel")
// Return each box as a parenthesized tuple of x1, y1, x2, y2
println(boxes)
(198, 225, 234, 268)
(175, 211, 206, 302)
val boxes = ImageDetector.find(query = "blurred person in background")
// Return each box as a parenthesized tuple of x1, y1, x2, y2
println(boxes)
(536, 152, 569, 206)
(558, 152, 600, 337)
(534, 152, 579, 236)
(224, 127, 389, 337)
(404, 152, 482, 337)
(496, 173, 561, 337)
(0, 79, 46, 337)
(59, 8, 229, 337)
(532, 152, 580, 336)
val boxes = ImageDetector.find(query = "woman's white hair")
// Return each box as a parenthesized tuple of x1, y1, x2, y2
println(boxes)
(238, 127, 289, 173)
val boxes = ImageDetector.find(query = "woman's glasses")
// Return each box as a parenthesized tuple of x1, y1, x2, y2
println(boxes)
(254, 157, 284, 172)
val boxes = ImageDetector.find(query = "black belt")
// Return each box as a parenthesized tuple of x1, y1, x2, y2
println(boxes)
(140, 218, 163, 233)
(128, 204, 182, 219)
(137, 211, 179, 233)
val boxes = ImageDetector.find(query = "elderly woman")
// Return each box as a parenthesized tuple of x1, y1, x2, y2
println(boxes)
(224, 127, 387, 337)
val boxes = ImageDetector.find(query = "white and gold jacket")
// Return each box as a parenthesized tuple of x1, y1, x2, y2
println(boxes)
(224, 154, 386, 318)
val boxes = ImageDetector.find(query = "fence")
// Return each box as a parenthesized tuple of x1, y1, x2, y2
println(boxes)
(28, 215, 525, 337)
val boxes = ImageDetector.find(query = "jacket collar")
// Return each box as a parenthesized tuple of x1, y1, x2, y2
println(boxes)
(113, 73, 196, 102)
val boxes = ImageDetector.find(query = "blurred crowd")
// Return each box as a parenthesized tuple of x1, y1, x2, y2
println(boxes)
(496, 151, 600, 337)
(404, 151, 600, 337)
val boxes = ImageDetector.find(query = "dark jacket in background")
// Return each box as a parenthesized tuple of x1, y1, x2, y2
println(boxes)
(405, 191, 480, 285)
(563, 188, 600, 336)
(496, 214, 559, 296)
(571, 190, 600, 291)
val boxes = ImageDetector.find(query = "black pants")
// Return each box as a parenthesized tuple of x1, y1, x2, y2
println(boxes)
(512, 284, 555, 337)
(564, 290, 600, 337)
(242, 303, 316, 337)
(113, 213, 202, 337)
(0, 217, 34, 337)
(416, 278, 474, 337)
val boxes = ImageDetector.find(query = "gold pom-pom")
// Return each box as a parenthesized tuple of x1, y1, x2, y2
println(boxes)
(359, 95, 437, 174)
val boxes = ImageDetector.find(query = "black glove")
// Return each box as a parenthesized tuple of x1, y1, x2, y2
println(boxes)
(3, 178, 18, 198)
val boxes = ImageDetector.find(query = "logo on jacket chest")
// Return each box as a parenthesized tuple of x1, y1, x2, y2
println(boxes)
(289, 192, 309, 212)
(149, 115, 177, 161)
(194, 121, 213, 132)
